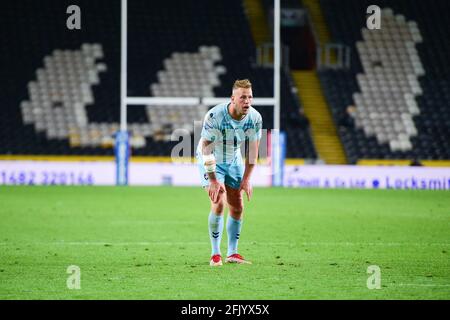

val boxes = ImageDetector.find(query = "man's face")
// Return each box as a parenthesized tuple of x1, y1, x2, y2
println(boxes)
(231, 87, 253, 115)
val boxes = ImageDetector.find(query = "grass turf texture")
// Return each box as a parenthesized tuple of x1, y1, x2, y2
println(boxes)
(0, 186, 449, 300)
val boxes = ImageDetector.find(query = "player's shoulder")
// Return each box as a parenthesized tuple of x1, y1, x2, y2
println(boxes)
(206, 102, 228, 119)
(249, 106, 263, 121)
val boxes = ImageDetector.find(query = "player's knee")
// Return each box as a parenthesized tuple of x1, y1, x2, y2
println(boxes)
(230, 205, 243, 216)
(211, 197, 225, 213)
(216, 201, 225, 213)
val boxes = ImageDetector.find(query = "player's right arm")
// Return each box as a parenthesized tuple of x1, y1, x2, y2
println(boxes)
(202, 139, 225, 203)
(201, 110, 225, 203)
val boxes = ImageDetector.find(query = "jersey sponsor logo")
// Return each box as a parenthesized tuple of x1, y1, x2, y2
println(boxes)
(204, 123, 213, 130)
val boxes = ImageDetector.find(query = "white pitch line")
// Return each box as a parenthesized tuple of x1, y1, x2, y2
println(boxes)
(298, 242, 450, 247)
(0, 241, 291, 246)
(109, 221, 196, 225)
(0, 241, 448, 246)
(3, 241, 206, 246)
(397, 284, 450, 287)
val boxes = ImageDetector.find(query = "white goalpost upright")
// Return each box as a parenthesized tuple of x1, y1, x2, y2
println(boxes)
(273, 0, 281, 134)
(116, 0, 282, 186)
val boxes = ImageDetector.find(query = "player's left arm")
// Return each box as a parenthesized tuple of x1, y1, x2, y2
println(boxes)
(239, 139, 259, 201)
(239, 113, 262, 201)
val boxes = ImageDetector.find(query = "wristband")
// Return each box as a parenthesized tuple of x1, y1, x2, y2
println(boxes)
(203, 153, 216, 173)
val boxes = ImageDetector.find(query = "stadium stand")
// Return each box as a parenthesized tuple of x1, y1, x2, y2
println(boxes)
(1, 0, 122, 156)
(0, 0, 317, 159)
(319, 0, 450, 163)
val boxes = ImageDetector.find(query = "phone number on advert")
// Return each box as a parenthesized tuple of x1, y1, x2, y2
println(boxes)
(0, 171, 94, 185)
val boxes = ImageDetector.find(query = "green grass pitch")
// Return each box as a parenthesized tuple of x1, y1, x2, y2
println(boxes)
(0, 186, 449, 299)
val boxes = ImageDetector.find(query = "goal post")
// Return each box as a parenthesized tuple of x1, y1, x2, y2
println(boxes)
(116, 0, 282, 186)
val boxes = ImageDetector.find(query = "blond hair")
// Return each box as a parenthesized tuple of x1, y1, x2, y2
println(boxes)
(232, 79, 252, 93)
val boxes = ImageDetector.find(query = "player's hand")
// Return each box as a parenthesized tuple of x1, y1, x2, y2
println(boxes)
(208, 180, 225, 203)
(239, 179, 252, 201)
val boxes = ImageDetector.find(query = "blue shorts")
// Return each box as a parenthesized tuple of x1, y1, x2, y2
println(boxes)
(197, 153, 244, 190)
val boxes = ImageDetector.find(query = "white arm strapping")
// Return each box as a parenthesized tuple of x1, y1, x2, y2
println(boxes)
(202, 153, 216, 173)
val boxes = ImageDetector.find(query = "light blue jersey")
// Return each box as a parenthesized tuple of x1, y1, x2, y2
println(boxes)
(196, 102, 262, 189)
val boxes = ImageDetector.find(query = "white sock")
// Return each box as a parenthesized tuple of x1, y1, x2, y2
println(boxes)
(208, 212, 224, 256)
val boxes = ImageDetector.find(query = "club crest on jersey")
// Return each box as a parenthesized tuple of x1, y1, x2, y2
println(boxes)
(204, 173, 209, 180)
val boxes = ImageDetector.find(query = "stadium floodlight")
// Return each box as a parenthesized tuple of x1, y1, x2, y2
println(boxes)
(117, 0, 282, 186)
